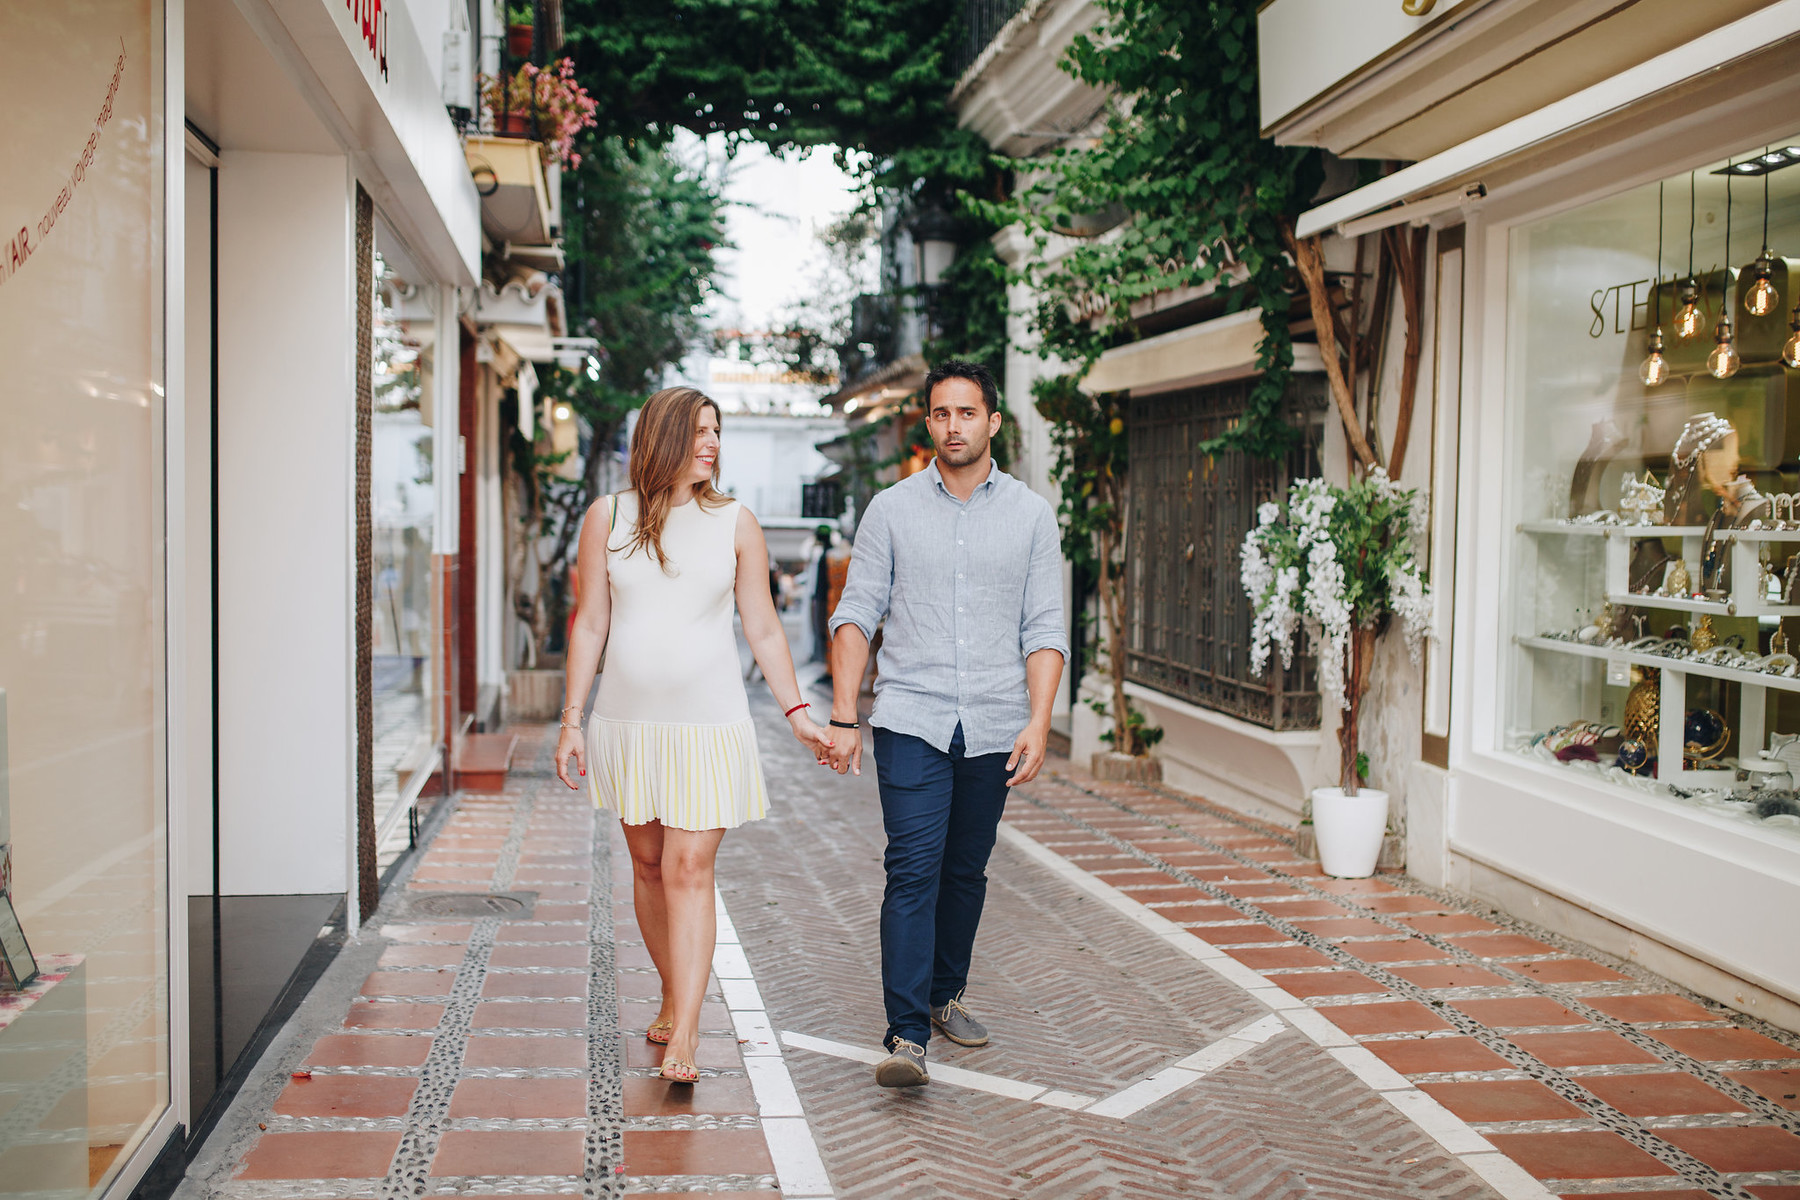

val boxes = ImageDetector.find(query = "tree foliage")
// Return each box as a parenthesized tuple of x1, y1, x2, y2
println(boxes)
(967, 0, 1322, 752)
(560, 0, 992, 191)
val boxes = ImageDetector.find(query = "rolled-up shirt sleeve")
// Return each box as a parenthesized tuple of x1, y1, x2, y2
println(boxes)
(1020, 500, 1070, 659)
(828, 499, 893, 643)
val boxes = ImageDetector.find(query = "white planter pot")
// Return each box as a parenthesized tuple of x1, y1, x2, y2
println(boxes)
(1311, 786, 1390, 879)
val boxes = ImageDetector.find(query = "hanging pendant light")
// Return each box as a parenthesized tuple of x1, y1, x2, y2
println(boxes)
(1782, 306, 1800, 369)
(1675, 171, 1704, 339)
(1640, 180, 1670, 386)
(1709, 163, 1740, 378)
(1746, 153, 1781, 317)
(1709, 314, 1741, 378)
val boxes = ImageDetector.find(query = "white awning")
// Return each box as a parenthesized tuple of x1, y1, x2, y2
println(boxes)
(493, 323, 556, 364)
(1079, 309, 1323, 396)
(1295, 0, 1800, 239)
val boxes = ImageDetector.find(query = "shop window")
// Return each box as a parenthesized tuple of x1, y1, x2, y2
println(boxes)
(0, 6, 171, 1190)
(370, 235, 439, 860)
(1507, 138, 1800, 843)
(1125, 376, 1327, 730)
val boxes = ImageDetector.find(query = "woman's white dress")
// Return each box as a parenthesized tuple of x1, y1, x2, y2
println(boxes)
(585, 492, 770, 829)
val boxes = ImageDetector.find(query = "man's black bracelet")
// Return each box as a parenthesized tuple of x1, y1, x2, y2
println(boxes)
(829, 719, 860, 730)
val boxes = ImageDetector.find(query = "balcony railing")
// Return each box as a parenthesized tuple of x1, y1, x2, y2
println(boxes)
(952, 0, 1027, 80)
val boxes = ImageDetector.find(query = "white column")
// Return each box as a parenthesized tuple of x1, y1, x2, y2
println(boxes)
(215, 150, 356, 896)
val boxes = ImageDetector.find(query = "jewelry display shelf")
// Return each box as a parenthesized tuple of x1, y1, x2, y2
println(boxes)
(1521, 520, 1800, 543)
(1520, 520, 1800, 618)
(1520, 635, 1774, 785)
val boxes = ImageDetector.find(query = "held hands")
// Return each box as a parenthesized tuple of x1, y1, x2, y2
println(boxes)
(788, 708, 835, 765)
(825, 721, 863, 776)
(554, 724, 586, 791)
(1006, 721, 1050, 787)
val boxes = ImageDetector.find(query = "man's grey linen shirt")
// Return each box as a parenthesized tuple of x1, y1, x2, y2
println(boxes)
(829, 459, 1069, 757)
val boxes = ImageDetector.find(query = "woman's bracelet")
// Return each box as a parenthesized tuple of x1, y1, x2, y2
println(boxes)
(784, 702, 810, 718)
(559, 720, 582, 731)
(561, 704, 581, 715)
(829, 719, 860, 730)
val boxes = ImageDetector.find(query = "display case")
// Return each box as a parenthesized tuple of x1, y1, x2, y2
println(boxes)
(1505, 141, 1800, 841)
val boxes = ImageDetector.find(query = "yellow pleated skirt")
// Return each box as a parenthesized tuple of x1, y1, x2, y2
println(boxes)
(585, 716, 770, 830)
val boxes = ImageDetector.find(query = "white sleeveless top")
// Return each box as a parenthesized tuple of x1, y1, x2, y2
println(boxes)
(585, 492, 769, 830)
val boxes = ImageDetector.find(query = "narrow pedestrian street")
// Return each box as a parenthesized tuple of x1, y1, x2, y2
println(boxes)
(175, 677, 1800, 1200)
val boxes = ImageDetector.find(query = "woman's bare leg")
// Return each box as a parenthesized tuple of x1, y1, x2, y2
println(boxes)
(620, 820, 673, 1027)
(657, 826, 727, 1066)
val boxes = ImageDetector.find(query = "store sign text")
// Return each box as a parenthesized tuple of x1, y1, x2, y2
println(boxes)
(1589, 277, 1653, 338)
(1, 43, 125, 290)
(345, 0, 389, 81)
(1590, 268, 1724, 338)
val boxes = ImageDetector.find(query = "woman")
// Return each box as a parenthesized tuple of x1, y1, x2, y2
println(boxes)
(554, 387, 832, 1084)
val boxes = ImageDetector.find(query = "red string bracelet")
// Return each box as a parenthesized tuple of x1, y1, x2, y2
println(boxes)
(784, 702, 810, 718)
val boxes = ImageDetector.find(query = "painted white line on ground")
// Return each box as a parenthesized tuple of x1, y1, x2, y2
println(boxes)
(781, 1012, 1282, 1119)
(994, 823, 1559, 1200)
(711, 886, 834, 1199)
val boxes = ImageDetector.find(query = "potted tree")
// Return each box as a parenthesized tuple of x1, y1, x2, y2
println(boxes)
(1240, 469, 1432, 877)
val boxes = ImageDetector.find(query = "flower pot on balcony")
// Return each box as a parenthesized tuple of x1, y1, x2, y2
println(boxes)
(496, 110, 533, 137)
(507, 23, 534, 59)
(1310, 786, 1389, 879)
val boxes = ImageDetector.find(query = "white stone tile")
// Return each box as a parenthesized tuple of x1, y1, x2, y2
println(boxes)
(1381, 1088, 1494, 1155)
(1083, 1067, 1200, 1119)
(745, 1054, 805, 1117)
(1034, 1089, 1096, 1110)
(1327, 1044, 1412, 1093)
(1458, 1151, 1561, 1200)
(1280, 1005, 1356, 1047)
(711, 943, 753, 979)
(762, 1115, 834, 1197)
(733, 1009, 781, 1056)
(718, 976, 764, 1012)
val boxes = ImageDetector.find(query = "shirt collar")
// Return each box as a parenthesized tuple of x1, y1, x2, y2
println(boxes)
(925, 458, 1001, 500)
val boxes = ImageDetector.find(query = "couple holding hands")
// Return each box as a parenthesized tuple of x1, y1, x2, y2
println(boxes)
(553, 359, 1067, 1086)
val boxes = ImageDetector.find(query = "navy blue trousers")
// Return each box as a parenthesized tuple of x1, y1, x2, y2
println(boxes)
(871, 723, 1011, 1049)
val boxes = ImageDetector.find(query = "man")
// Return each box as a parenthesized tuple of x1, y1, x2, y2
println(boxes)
(826, 359, 1067, 1087)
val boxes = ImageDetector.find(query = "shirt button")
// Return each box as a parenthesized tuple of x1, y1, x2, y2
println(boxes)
(958, 639, 965, 645)
(957, 606, 964, 612)
(957, 572, 964, 579)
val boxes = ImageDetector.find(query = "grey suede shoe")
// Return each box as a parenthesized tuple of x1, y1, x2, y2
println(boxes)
(930, 990, 990, 1047)
(874, 1037, 929, 1087)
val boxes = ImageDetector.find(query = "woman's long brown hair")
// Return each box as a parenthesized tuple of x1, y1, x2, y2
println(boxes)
(620, 386, 730, 569)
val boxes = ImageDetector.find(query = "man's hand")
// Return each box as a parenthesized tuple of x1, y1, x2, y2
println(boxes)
(1006, 721, 1050, 786)
(826, 724, 863, 776)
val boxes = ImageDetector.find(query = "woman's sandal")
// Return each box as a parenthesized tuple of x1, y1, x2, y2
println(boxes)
(659, 1057, 698, 1084)
(645, 1018, 673, 1045)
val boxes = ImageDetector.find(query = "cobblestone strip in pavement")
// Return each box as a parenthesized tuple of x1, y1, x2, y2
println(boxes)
(1007, 768, 1800, 1200)
(175, 725, 833, 1198)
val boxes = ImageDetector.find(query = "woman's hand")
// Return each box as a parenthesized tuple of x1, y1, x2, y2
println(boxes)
(554, 724, 586, 790)
(788, 708, 835, 764)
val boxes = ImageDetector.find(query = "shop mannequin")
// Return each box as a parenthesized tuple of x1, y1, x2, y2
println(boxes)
(1663, 413, 1736, 525)
(1723, 475, 1773, 529)
(1569, 418, 1627, 518)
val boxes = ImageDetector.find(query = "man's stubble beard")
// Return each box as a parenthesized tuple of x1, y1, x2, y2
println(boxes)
(933, 430, 989, 468)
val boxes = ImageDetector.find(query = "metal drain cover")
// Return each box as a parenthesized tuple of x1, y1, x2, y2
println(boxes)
(402, 891, 537, 919)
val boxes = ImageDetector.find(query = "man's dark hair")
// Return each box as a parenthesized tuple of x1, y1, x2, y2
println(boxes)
(924, 359, 999, 415)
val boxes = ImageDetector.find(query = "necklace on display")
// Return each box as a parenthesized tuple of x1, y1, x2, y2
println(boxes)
(1672, 415, 1733, 467)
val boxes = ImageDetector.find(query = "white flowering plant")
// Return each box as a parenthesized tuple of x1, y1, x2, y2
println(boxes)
(1241, 468, 1433, 794)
